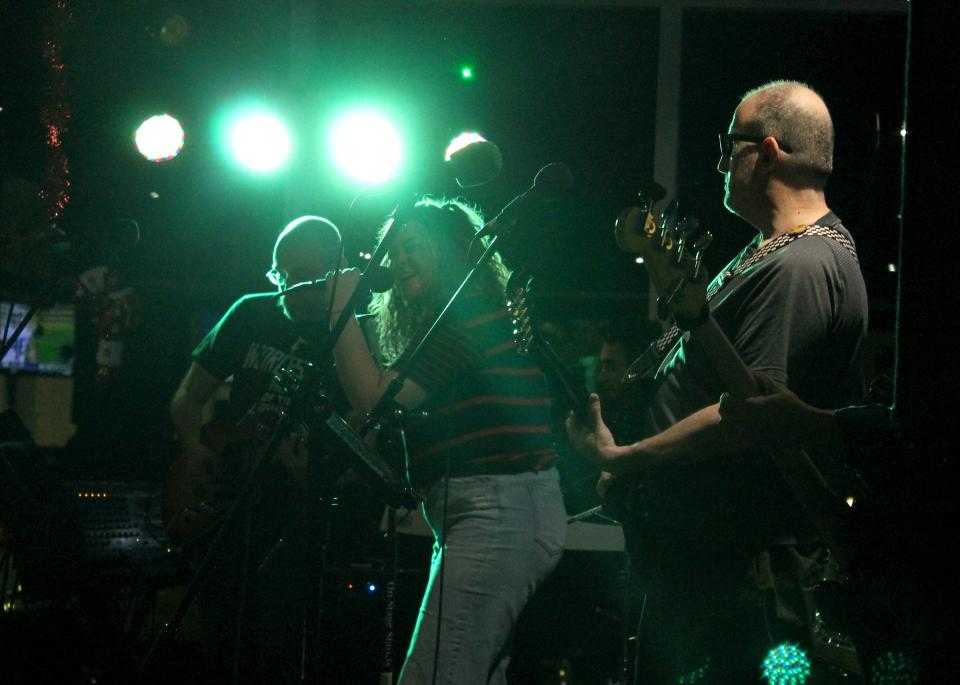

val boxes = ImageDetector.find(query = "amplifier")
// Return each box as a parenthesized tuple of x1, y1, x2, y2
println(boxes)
(62, 481, 180, 580)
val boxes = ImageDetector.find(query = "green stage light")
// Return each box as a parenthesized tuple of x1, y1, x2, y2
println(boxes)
(135, 114, 184, 162)
(227, 112, 291, 173)
(329, 110, 403, 184)
(761, 643, 811, 685)
(461, 66, 474, 80)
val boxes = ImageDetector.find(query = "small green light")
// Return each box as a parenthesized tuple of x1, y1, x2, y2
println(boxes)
(461, 66, 473, 80)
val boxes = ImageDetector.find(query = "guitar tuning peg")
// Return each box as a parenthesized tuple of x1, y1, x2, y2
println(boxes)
(639, 181, 667, 212)
(692, 230, 714, 252)
(681, 216, 699, 236)
(671, 216, 694, 264)
(658, 199, 680, 247)
(690, 230, 713, 280)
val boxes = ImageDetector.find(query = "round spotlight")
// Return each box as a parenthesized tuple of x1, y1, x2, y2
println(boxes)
(329, 110, 403, 184)
(228, 113, 291, 173)
(135, 114, 184, 162)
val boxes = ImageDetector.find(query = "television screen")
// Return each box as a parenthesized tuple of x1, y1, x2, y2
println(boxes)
(1, 302, 76, 376)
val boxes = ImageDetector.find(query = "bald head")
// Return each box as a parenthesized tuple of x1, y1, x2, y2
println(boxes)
(270, 215, 342, 322)
(740, 80, 834, 186)
(272, 215, 342, 277)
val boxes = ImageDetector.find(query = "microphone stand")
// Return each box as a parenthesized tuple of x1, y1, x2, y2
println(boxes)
(141, 208, 411, 679)
(345, 220, 508, 685)
(356, 224, 506, 438)
(139, 380, 328, 680)
(259, 202, 419, 682)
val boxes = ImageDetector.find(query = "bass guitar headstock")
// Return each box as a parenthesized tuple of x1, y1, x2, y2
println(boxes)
(615, 194, 714, 325)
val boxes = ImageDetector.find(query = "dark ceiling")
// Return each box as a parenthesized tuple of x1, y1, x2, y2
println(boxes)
(2, 2, 905, 329)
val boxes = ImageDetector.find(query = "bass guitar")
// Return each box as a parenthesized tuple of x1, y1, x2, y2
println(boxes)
(613, 199, 862, 673)
(613, 200, 852, 562)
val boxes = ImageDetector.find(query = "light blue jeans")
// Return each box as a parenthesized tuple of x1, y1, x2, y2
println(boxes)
(398, 468, 566, 685)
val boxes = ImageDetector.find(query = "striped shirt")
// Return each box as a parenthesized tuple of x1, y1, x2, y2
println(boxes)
(393, 292, 557, 487)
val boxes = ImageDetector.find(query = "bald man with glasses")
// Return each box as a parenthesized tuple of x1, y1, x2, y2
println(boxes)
(568, 80, 868, 683)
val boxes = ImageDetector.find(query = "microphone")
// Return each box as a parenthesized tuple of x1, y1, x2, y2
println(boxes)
(353, 139, 503, 201)
(447, 139, 503, 188)
(272, 265, 395, 297)
(476, 162, 574, 239)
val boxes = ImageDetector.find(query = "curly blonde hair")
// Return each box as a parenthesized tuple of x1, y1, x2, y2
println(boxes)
(370, 196, 510, 363)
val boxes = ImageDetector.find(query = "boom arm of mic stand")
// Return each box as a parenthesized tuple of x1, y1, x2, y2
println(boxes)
(139, 405, 307, 675)
(319, 203, 405, 368)
(357, 233, 503, 437)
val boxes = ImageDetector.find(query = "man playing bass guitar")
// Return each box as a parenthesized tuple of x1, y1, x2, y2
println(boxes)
(567, 80, 868, 684)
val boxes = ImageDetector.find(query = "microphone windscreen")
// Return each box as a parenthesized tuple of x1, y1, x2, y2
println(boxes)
(450, 140, 503, 188)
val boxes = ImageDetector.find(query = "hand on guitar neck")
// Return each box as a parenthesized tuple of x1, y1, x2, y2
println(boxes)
(164, 418, 310, 547)
(614, 196, 851, 560)
(563, 393, 627, 473)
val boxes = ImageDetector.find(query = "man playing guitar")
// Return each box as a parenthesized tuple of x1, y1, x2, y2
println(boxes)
(567, 81, 868, 683)
(169, 215, 345, 684)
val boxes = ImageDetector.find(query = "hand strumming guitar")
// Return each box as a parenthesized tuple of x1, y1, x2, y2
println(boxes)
(718, 371, 842, 454)
(564, 393, 632, 475)
(184, 439, 219, 500)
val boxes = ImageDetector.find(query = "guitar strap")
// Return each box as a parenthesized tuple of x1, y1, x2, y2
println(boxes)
(626, 223, 859, 381)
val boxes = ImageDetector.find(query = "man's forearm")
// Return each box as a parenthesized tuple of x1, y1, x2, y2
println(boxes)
(609, 403, 740, 474)
(169, 390, 208, 451)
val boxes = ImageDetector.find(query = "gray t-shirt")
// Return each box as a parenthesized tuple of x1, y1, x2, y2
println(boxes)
(650, 212, 868, 430)
(638, 213, 868, 550)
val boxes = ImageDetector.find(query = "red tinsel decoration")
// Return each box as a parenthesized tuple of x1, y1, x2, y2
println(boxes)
(39, 0, 74, 222)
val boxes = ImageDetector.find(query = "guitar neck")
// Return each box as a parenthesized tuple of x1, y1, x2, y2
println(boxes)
(532, 336, 589, 420)
(687, 317, 759, 398)
(688, 314, 848, 560)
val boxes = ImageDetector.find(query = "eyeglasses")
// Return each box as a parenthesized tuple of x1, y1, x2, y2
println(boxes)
(718, 132, 792, 157)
